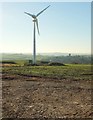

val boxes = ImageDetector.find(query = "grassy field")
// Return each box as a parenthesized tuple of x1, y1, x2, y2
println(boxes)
(2, 63, 92, 80)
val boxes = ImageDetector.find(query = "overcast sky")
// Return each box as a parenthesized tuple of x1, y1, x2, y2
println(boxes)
(1, 2, 91, 54)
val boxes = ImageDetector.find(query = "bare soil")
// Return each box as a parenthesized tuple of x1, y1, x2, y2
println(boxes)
(2, 72, 92, 119)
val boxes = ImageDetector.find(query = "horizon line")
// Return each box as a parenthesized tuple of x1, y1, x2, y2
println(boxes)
(0, 52, 91, 55)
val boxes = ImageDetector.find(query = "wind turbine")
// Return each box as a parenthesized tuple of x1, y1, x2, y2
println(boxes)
(24, 5, 50, 65)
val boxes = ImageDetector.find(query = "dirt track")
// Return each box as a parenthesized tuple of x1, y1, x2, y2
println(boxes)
(2, 73, 92, 119)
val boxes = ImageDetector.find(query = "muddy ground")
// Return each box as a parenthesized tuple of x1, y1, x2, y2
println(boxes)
(2, 72, 92, 119)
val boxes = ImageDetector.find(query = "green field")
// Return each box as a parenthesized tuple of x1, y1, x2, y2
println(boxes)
(2, 64, 92, 80)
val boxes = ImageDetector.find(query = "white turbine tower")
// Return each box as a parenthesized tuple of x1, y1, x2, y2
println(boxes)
(24, 5, 50, 65)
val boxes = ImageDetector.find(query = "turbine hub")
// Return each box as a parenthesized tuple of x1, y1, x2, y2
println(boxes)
(32, 15, 36, 18)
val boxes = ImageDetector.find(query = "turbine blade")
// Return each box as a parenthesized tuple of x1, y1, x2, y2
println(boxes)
(36, 5, 50, 17)
(24, 12, 33, 17)
(36, 19, 40, 35)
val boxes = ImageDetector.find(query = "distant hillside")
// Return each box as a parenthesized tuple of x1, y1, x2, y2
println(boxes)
(2, 53, 32, 60)
(1, 53, 91, 64)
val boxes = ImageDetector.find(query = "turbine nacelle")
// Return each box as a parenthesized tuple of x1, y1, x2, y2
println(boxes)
(32, 16, 37, 22)
(33, 19, 37, 22)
